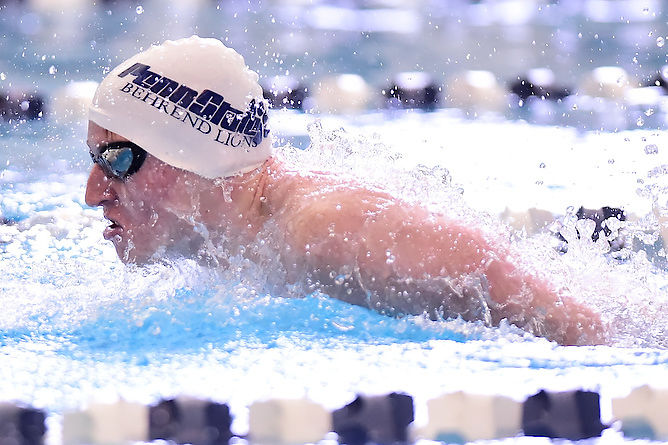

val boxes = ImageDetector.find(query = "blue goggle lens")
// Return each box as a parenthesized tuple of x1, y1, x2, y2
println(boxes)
(90, 141, 147, 180)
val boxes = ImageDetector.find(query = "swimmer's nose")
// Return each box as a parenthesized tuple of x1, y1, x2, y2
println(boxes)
(85, 164, 116, 208)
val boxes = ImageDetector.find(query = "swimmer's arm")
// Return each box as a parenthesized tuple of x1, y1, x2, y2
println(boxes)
(286, 191, 606, 345)
(358, 207, 607, 346)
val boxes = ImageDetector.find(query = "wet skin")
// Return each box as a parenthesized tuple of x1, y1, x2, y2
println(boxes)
(85, 121, 607, 346)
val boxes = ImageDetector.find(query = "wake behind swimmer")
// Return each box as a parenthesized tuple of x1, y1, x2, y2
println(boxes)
(83, 36, 606, 346)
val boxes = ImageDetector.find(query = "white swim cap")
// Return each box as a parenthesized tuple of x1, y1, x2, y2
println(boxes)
(89, 36, 272, 179)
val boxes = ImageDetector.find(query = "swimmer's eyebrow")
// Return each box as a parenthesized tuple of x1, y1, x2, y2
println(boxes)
(86, 129, 118, 151)
(87, 140, 107, 154)
(88, 141, 113, 154)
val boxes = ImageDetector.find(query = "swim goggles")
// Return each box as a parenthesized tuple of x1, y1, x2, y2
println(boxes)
(90, 141, 147, 180)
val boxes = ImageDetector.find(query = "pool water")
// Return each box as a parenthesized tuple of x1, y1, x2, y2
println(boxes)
(1, 0, 668, 443)
(1, 111, 668, 443)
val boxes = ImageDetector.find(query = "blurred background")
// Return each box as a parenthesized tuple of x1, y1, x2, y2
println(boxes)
(1, 0, 667, 129)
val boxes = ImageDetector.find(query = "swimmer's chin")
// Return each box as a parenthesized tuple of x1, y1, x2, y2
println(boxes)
(111, 239, 164, 265)
(114, 243, 225, 268)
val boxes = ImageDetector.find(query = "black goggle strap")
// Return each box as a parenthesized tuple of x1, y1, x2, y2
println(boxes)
(90, 141, 147, 179)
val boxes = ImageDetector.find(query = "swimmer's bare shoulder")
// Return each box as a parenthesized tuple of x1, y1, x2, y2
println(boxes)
(274, 172, 607, 346)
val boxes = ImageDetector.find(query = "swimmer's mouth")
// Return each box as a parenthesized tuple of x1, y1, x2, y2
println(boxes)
(103, 217, 123, 240)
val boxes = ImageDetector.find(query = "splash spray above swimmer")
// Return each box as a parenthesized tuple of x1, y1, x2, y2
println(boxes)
(85, 36, 606, 346)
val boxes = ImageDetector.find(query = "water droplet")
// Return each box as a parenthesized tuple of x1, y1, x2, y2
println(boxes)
(48, 65, 57, 75)
(539, 162, 546, 168)
(644, 144, 658, 155)
(571, 104, 578, 111)
(19, 101, 29, 111)
(642, 7, 649, 14)
(636, 117, 645, 127)
(608, 158, 615, 164)
(335, 204, 342, 211)
(657, 36, 665, 47)
(518, 99, 524, 107)
(136, 5, 144, 14)
(106, 10, 112, 15)
(645, 108, 655, 116)
(0, 73, 5, 81)
(616, 76, 625, 86)
(577, 32, 582, 38)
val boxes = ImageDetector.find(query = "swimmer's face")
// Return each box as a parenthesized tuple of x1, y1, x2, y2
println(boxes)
(85, 121, 207, 263)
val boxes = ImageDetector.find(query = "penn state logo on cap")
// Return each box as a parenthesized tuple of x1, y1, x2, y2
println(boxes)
(89, 36, 273, 179)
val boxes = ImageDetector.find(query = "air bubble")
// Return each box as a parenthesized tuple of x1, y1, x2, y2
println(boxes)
(48, 65, 57, 75)
(636, 117, 644, 127)
(0, 73, 5, 81)
(657, 36, 665, 47)
(645, 108, 654, 116)
(642, 7, 649, 14)
(136, 5, 144, 14)
(539, 162, 546, 168)
(644, 144, 659, 155)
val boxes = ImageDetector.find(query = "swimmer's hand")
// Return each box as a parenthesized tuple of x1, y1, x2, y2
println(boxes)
(483, 259, 608, 346)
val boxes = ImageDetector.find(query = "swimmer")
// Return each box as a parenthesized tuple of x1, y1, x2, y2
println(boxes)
(85, 36, 606, 346)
